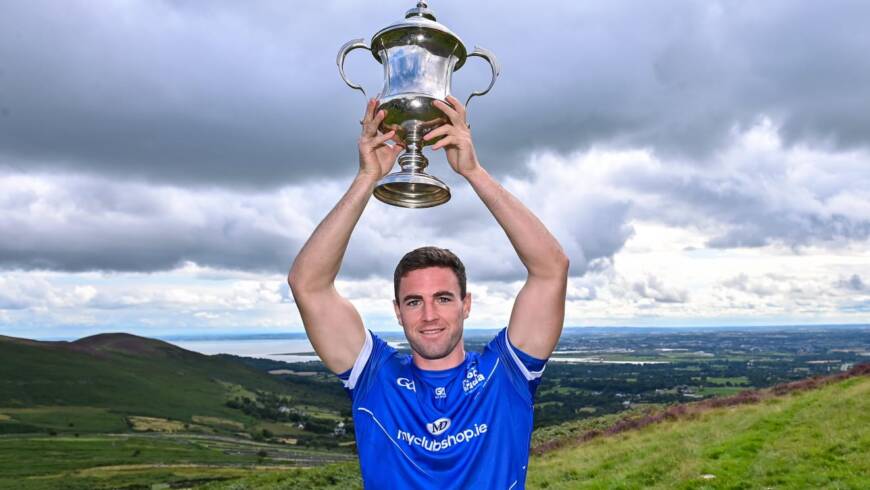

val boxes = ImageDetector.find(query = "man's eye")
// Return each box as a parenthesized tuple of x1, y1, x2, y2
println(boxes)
(438, 296, 451, 303)
(406, 300, 420, 307)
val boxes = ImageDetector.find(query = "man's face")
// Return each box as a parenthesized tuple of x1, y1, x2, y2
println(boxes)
(393, 266, 471, 361)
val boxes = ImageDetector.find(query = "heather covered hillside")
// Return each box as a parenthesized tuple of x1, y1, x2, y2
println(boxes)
(527, 370, 869, 489)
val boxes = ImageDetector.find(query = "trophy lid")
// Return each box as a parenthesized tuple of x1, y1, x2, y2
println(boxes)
(370, 1, 469, 70)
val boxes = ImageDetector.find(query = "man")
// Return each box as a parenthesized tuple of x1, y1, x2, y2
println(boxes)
(288, 96, 568, 489)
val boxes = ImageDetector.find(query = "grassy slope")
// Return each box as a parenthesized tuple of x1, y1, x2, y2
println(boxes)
(527, 375, 869, 489)
(201, 375, 869, 490)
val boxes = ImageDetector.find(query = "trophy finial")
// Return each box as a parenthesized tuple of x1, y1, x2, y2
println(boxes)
(406, 1, 436, 21)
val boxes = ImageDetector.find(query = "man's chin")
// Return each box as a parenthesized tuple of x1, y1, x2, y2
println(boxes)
(410, 338, 455, 360)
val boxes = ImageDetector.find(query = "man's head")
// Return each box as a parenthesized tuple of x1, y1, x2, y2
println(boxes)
(393, 247, 470, 365)
(394, 246, 466, 301)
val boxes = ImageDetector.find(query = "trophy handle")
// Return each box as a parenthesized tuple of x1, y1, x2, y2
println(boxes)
(337, 38, 372, 99)
(464, 46, 501, 109)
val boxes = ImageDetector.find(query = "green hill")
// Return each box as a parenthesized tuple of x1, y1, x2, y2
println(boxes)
(0, 333, 356, 489)
(0, 333, 336, 424)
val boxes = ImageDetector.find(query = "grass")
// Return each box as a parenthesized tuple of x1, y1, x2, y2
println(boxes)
(127, 416, 188, 432)
(0, 435, 256, 480)
(192, 416, 246, 430)
(198, 461, 363, 490)
(0, 406, 128, 433)
(0, 434, 352, 490)
(706, 376, 750, 386)
(697, 386, 749, 396)
(526, 375, 869, 489)
(531, 407, 660, 448)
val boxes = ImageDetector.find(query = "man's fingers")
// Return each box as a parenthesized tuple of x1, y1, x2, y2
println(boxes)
(362, 98, 376, 121)
(374, 109, 386, 125)
(433, 99, 464, 127)
(373, 130, 396, 146)
(431, 135, 455, 151)
(363, 109, 387, 138)
(361, 99, 379, 136)
(445, 95, 468, 124)
(423, 124, 451, 141)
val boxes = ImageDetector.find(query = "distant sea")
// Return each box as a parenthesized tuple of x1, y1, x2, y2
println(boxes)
(167, 337, 319, 362)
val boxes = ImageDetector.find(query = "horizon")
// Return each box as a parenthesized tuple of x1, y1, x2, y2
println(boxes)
(10, 322, 870, 343)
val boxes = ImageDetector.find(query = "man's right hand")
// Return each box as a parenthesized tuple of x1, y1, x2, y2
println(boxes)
(358, 98, 404, 180)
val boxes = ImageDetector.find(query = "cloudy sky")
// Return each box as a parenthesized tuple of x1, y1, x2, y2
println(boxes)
(2, 0, 869, 340)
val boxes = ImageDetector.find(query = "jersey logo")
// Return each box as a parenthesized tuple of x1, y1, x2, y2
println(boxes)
(426, 417, 451, 436)
(396, 377, 416, 392)
(462, 366, 486, 393)
(434, 387, 447, 399)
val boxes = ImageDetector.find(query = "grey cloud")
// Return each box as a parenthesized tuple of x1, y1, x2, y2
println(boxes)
(719, 273, 837, 303)
(567, 286, 597, 302)
(617, 138, 870, 249)
(836, 274, 866, 292)
(723, 274, 780, 297)
(632, 275, 688, 304)
(0, 174, 308, 273)
(2, 1, 870, 187)
(0, 293, 28, 310)
(0, 166, 634, 280)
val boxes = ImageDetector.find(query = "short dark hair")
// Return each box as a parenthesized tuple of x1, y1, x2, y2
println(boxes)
(394, 246, 467, 301)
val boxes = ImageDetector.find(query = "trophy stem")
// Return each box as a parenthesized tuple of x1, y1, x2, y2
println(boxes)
(397, 134, 428, 173)
(373, 132, 451, 208)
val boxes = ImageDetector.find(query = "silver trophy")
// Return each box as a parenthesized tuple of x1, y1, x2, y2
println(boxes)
(338, 1, 499, 208)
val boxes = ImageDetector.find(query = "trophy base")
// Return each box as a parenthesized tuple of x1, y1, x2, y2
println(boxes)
(373, 171, 450, 208)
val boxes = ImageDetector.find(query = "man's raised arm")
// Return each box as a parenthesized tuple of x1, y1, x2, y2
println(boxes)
(424, 96, 569, 359)
(288, 99, 403, 374)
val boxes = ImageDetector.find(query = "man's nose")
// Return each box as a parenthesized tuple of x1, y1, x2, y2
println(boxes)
(422, 301, 439, 321)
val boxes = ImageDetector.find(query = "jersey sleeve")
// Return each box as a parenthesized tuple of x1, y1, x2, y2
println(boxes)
(486, 328, 548, 401)
(335, 329, 394, 402)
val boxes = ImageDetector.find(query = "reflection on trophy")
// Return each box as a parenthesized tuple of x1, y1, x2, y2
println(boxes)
(338, 1, 499, 208)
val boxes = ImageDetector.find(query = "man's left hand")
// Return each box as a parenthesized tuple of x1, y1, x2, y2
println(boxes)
(423, 95, 481, 177)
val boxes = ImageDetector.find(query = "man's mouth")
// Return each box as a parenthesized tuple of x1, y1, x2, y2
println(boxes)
(419, 327, 445, 337)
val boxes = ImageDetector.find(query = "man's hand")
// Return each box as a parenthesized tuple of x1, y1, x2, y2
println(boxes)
(428, 96, 569, 359)
(359, 98, 403, 180)
(291, 99, 405, 374)
(423, 95, 481, 177)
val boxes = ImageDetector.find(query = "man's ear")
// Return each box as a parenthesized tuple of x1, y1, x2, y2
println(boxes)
(462, 292, 472, 319)
(393, 299, 403, 326)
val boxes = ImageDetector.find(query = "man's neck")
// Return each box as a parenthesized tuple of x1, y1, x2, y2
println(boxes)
(412, 344, 467, 371)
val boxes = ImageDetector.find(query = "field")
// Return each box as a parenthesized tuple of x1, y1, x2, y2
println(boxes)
(0, 433, 353, 490)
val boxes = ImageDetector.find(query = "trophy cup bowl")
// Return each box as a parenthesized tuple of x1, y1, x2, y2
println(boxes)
(337, 1, 499, 208)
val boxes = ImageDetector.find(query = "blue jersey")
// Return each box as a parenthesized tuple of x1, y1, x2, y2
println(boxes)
(337, 328, 547, 489)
